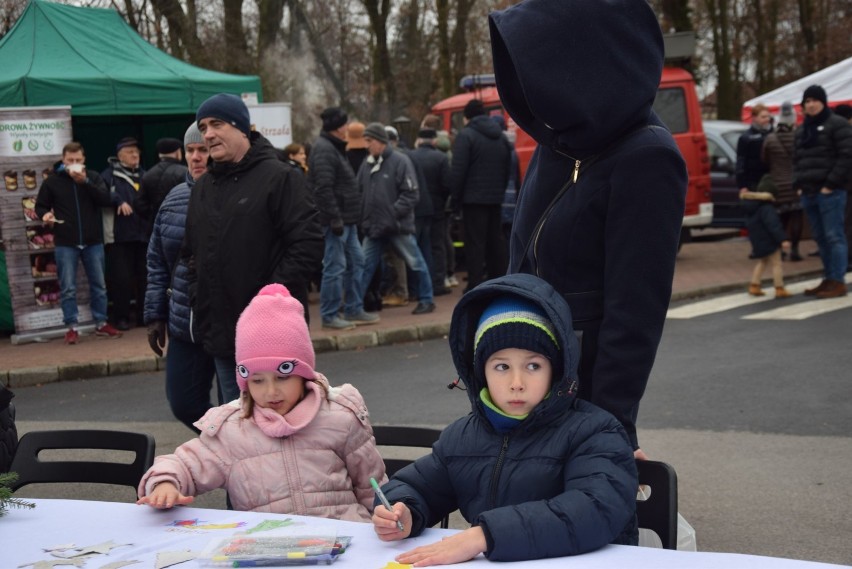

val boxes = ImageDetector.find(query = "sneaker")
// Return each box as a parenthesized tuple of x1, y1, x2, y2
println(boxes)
(322, 317, 356, 330)
(64, 329, 79, 345)
(446, 275, 460, 287)
(95, 322, 123, 338)
(382, 294, 410, 307)
(412, 302, 436, 315)
(343, 310, 380, 326)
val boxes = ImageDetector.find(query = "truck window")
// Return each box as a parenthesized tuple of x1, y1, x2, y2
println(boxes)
(653, 87, 688, 134)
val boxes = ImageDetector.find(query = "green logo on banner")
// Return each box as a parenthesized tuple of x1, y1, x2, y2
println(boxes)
(28, 140, 38, 151)
(13, 140, 23, 152)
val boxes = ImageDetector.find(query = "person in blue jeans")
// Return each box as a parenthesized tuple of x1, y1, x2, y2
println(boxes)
(144, 123, 220, 432)
(308, 107, 379, 330)
(793, 85, 852, 299)
(356, 123, 435, 315)
(35, 142, 123, 344)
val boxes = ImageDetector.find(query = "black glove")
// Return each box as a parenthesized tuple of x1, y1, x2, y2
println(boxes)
(147, 321, 167, 357)
(330, 218, 344, 236)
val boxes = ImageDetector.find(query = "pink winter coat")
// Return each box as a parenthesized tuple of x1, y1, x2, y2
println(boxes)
(138, 379, 385, 522)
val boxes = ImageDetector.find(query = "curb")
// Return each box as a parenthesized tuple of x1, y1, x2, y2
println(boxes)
(2, 271, 825, 389)
(2, 322, 452, 389)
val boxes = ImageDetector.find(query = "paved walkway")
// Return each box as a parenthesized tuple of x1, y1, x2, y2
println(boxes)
(1, 235, 824, 388)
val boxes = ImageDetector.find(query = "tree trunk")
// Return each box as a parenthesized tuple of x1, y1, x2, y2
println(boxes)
(362, 0, 395, 119)
(450, 0, 477, 88)
(258, 0, 287, 58)
(223, 0, 252, 74)
(436, 0, 453, 98)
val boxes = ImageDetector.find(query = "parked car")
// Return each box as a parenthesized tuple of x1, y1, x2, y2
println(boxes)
(703, 120, 749, 228)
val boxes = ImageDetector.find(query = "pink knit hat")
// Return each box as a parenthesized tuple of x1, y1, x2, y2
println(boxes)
(234, 284, 317, 391)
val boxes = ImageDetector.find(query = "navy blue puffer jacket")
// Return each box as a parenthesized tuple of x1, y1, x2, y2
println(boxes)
(144, 173, 194, 341)
(381, 273, 638, 561)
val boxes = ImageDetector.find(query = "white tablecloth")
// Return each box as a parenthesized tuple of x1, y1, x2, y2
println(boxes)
(4, 499, 846, 568)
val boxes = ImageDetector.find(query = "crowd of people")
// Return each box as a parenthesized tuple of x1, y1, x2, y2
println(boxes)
(738, 86, 852, 300)
(22, 0, 852, 564)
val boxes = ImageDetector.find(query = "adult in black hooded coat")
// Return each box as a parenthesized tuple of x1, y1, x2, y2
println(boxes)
(489, 0, 688, 456)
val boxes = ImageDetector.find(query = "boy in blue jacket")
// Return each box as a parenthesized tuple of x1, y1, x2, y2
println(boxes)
(372, 273, 638, 565)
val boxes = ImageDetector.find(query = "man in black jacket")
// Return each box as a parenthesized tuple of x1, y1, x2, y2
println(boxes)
(136, 137, 187, 221)
(184, 94, 323, 402)
(308, 107, 378, 330)
(35, 142, 123, 344)
(450, 99, 512, 292)
(793, 85, 852, 299)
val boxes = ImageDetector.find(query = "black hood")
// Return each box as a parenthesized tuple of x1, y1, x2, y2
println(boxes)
(449, 273, 580, 427)
(489, 0, 664, 156)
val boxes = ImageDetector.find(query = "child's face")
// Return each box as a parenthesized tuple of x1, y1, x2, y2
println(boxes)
(484, 348, 552, 416)
(246, 371, 306, 417)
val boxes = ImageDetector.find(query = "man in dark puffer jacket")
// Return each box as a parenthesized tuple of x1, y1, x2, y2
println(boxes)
(793, 85, 852, 299)
(450, 99, 512, 292)
(372, 273, 637, 564)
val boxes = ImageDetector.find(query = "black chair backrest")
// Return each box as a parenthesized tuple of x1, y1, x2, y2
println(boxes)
(8, 429, 156, 494)
(636, 459, 678, 550)
(371, 425, 447, 528)
(372, 425, 442, 477)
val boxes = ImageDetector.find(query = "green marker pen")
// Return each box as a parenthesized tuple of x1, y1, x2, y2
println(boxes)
(370, 477, 404, 531)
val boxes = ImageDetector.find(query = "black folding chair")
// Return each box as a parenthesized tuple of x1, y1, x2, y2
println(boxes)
(636, 459, 679, 550)
(8, 429, 155, 496)
(372, 425, 449, 528)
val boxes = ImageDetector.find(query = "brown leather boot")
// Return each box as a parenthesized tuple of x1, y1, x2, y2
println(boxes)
(804, 280, 828, 296)
(774, 286, 791, 299)
(748, 283, 765, 296)
(815, 279, 848, 299)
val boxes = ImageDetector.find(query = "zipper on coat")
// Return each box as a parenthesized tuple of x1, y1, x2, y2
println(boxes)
(488, 435, 510, 510)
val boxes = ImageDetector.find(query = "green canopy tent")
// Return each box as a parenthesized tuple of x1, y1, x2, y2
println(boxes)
(0, 0, 262, 165)
(0, 0, 261, 334)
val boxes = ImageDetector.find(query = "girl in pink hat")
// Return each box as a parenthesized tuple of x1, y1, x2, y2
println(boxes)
(137, 284, 386, 521)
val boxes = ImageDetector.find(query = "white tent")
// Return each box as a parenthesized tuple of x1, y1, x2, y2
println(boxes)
(742, 56, 852, 120)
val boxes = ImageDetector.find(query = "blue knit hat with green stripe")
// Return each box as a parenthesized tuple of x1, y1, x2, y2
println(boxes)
(473, 295, 562, 385)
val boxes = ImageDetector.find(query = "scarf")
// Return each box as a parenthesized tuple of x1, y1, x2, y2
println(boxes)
(252, 380, 323, 438)
(801, 106, 831, 148)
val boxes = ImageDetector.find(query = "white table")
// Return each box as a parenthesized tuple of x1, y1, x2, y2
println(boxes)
(4, 499, 846, 568)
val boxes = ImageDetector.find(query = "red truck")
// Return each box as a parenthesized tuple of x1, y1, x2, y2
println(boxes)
(431, 67, 713, 246)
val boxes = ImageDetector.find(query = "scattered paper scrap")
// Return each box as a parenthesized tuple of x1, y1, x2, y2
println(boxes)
(19, 559, 88, 569)
(244, 519, 295, 534)
(52, 541, 132, 558)
(154, 550, 197, 569)
(98, 561, 141, 569)
(42, 544, 76, 553)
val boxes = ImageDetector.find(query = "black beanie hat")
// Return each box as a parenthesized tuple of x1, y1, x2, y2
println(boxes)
(802, 84, 827, 107)
(156, 138, 182, 154)
(321, 107, 348, 132)
(464, 99, 486, 119)
(115, 137, 139, 152)
(473, 295, 561, 384)
(196, 94, 251, 137)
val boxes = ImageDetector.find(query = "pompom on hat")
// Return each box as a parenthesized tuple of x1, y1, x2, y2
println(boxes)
(235, 284, 316, 392)
(196, 93, 252, 137)
(473, 295, 562, 384)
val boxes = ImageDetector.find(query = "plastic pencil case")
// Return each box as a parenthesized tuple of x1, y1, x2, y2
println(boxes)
(197, 534, 351, 566)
